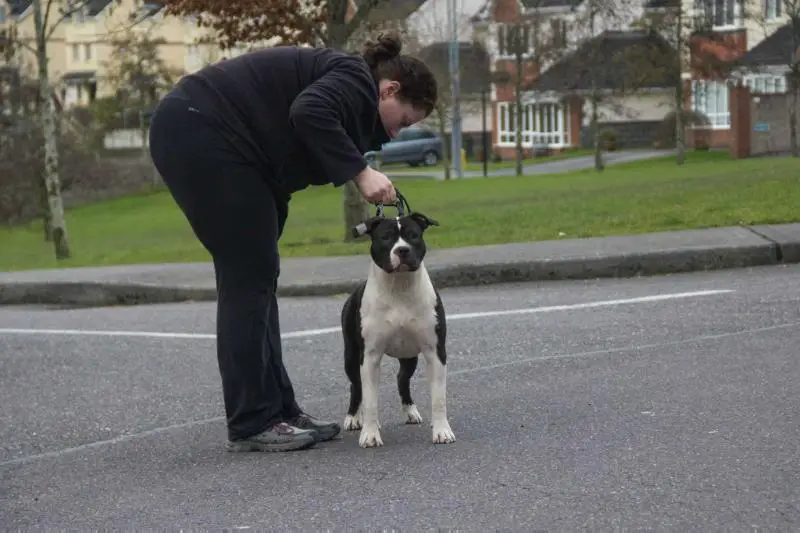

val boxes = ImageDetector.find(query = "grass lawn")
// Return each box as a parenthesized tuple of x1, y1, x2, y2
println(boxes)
(2, 151, 800, 271)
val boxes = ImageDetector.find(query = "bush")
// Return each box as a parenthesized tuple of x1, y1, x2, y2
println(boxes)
(0, 113, 158, 226)
(656, 109, 711, 148)
(599, 129, 618, 151)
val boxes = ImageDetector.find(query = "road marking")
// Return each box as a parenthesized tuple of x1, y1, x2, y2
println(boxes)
(0, 317, 794, 469)
(0, 289, 733, 340)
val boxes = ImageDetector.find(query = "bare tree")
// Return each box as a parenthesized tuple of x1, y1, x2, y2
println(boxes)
(406, 11, 487, 179)
(632, 0, 751, 164)
(490, 2, 574, 175)
(0, 0, 135, 259)
(559, 0, 642, 171)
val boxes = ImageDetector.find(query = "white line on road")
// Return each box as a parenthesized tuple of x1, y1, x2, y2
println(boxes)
(0, 289, 733, 340)
(1, 317, 794, 469)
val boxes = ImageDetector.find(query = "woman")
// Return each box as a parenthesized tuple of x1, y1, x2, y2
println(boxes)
(148, 31, 438, 453)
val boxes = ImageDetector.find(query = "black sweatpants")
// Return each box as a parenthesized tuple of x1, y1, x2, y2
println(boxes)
(148, 92, 302, 441)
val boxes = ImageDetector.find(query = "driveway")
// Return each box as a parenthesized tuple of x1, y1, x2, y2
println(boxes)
(387, 149, 676, 180)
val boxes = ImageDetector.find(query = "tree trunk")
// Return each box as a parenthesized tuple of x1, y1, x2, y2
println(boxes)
(591, 95, 604, 172)
(589, 8, 603, 172)
(790, 72, 799, 157)
(33, 0, 70, 259)
(514, 25, 524, 177)
(674, 8, 685, 166)
(435, 104, 451, 181)
(675, 87, 686, 165)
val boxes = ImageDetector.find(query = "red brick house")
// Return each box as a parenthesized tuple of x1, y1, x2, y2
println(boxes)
(469, 0, 677, 158)
(643, 0, 792, 149)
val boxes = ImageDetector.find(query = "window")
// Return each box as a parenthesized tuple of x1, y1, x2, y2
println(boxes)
(72, 44, 80, 61)
(392, 127, 435, 142)
(497, 102, 568, 147)
(764, 0, 781, 19)
(550, 19, 567, 48)
(743, 74, 787, 93)
(691, 80, 730, 128)
(497, 23, 531, 57)
(84, 44, 92, 61)
(0, 5, 6, 23)
(694, 0, 740, 29)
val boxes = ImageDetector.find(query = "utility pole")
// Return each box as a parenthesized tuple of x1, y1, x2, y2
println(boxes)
(448, 0, 463, 179)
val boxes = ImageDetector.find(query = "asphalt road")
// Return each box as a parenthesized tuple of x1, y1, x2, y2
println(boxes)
(387, 149, 675, 180)
(1, 264, 798, 530)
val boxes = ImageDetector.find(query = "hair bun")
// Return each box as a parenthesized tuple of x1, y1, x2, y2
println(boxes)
(362, 30, 403, 68)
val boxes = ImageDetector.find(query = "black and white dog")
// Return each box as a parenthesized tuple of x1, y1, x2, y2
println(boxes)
(340, 211, 456, 448)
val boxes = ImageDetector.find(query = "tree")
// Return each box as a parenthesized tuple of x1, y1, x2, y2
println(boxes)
(560, 0, 643, 171)
(161, 0, 426, 241)
(0, 0, 133, 259)
(406, 11, 487, 180)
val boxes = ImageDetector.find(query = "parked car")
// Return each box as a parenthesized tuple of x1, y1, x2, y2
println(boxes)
(365, 126, 444, 167)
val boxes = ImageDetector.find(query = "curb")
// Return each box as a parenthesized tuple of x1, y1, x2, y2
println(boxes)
(1, 224, 799, 308)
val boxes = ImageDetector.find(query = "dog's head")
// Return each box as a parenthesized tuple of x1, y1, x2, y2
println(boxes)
(357, 212, 439, 274)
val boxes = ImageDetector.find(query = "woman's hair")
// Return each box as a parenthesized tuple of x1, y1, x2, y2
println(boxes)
(362, 31, 438, 116)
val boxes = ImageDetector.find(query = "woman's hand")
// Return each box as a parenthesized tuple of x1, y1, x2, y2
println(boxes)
(353, 166, 397, 205)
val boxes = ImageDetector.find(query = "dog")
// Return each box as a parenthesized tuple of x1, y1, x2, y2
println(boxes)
(340, 211, 456, 448)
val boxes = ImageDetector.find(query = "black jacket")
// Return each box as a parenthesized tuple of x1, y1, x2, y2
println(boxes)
(173, 46, 390, 196)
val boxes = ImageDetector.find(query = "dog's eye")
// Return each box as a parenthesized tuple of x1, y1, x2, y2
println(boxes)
(406, 231, 420, 240)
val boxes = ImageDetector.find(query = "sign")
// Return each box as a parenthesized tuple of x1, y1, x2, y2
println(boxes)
(753, 123, 770, 132)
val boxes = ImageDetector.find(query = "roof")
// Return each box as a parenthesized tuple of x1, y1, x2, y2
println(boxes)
(738, 23, 797, 67)
(643, 0, 679, 8)
(470, 0, 584, 22)
(417, 40, 492, 94)
(85, 0, 113, 16)
(4, 0, 114, 17)
(531, 29, 678, 93)
(6, 0, 31, 16)
(521, 0, 584, 8)
(364, 0, 426, 21)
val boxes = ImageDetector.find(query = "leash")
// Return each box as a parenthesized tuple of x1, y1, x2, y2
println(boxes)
(352, 187, 411, 238)
(375, 188, 411, 218)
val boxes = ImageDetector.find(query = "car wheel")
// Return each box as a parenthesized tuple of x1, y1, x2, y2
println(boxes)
(423, 150, 439, 166)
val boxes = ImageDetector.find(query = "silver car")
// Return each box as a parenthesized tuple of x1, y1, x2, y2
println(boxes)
(365, 127, 444, 167)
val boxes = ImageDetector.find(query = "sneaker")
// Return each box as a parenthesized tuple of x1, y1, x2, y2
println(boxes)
(224, 422, 318, 453)
(286, 412, 341, 442)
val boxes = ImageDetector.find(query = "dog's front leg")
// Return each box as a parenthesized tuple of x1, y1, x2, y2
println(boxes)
(423, 346, 456, 444)
(359, 348, 384, 448)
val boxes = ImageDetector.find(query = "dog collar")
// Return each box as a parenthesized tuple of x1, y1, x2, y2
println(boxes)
(352, 188, 411, 238)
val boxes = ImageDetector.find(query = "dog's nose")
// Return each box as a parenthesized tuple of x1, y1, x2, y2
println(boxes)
(394, 246, 410, 257)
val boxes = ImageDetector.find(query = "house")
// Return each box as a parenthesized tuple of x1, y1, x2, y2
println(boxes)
(0, 0, 233, 111)
(468, 0, 661, 158)
(526, 28, 679, 150)
(641, 0, 793, 149)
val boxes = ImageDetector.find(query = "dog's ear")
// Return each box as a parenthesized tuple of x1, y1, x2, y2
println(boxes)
(408, 212, 439, 231)
(351, 216, 384, 238)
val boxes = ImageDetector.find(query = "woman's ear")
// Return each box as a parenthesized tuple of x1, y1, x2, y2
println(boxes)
(380, 80, 401, 98)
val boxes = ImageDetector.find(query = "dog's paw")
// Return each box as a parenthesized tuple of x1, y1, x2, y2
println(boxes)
(402, 404, 424, 425)
(432, 421, 456, 444)
(343, 413, 362, 431)
(358, 424, 384, 448)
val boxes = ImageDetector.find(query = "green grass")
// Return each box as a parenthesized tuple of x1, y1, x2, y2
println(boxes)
(2, 151, 800, 272)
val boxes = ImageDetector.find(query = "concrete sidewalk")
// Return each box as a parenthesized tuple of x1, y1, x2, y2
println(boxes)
(1, 223, 799, 307)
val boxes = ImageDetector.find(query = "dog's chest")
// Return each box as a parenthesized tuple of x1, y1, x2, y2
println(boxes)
(360, 289, 437, 358)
